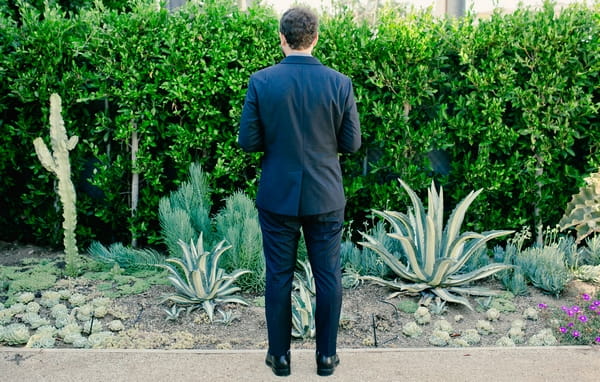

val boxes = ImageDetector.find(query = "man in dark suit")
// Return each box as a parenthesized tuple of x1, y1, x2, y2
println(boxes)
(238, 7, 361, 377)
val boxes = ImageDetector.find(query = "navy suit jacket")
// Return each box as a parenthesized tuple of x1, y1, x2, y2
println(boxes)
(238, 55, 361, 216)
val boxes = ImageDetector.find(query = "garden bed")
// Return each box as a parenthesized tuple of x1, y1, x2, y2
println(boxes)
(1, 241, 598, 349)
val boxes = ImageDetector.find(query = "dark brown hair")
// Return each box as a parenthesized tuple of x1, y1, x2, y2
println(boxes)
(279, 7, 318, 50)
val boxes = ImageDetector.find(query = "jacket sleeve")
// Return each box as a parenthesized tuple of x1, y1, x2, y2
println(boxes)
(337, 81, 361, 154)
(238, 77, 264, 152)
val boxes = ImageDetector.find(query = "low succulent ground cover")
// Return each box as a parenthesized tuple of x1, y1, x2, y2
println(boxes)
(1, 242, 598, 350)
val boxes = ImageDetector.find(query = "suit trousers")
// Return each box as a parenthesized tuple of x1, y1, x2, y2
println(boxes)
(258, 207, 344, 357)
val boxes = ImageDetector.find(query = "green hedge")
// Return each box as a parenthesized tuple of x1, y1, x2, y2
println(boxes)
(1, 0, 599, 249)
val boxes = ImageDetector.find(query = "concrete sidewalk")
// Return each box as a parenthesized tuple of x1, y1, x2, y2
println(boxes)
(1, 346, 599, 381)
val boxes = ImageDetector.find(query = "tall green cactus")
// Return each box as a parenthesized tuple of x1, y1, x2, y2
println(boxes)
(559, 170, 600, 243)
(33, 93, 80, 276)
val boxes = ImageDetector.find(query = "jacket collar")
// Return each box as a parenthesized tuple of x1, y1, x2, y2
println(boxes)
(280, 55, 322, 65)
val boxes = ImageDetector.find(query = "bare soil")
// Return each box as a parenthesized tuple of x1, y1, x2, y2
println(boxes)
(1, 241, 596, 350)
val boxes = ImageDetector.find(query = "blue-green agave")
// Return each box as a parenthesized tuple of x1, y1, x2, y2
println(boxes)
(291, 260, 316, 339)
(158, 234, 250, 322)
(359, 179, 514, 310)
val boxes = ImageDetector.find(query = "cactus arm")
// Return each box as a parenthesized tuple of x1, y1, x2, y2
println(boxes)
(33, 138, 58, 173)
(67, 136, 79, 151)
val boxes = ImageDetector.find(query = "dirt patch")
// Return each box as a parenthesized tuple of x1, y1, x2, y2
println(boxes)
(0, 241, 593, 350)
(0, 241, 63, 266)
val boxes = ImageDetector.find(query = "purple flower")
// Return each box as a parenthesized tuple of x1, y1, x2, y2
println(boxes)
(567, 310, 576, 317)
(595, 337, 600, 343)
(572, 306, 581, 313)
(572, 330, 580, 338)
(560, 327, 568, 333)
(562, 306, 569, 311)
(594, 300, 600, 306)
(578, 315, 589, 323)
(590, 305, 597, 311)
(568, 322, 574, 327)
(582, 294, 591, 301)
(538, 303, 547, 309)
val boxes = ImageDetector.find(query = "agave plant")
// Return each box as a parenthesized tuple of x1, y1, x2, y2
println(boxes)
(291, 278, 316, 339)
(158, 234, 251, 322)
(559, 169, 600, 243)
(291, 259, 316, 339)
(358, 179, 514, 310)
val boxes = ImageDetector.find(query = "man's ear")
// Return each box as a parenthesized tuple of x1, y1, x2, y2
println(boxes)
(279, 33, 287, 47)
(312, 33, 319, 47)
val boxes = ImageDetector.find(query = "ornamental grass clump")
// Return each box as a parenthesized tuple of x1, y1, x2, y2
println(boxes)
(539, 293, 600, 345)
(359, 179, 513, 310)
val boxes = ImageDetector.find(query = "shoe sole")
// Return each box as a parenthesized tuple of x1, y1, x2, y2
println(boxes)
(317, 359, 339, 377)
(317, 368, 335, 377)
(265, 360, 291, 377)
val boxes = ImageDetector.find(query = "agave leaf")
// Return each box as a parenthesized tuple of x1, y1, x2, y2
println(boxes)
(360, 275, 406, 290)
(159, 263, 196, 297)
(191, 270, 208, 299)
(447, 230, 514, 274)
(160, 294, 200, 305)
(445, 263, 513, 287)
(423, 214, 437, 277)
(431, 287, 473, 310)
(428, 258, 457, 286)
(449, 286, 504, 297)
(398, 179, 428, 260)
(178, 239, 197, 271)
(216, 295, 249, 306)
(202, 300, 215, 322)
(360, 276, 430, 293)
(388, 234, 427, 281)
(373, 210, 410, 238)
(207, 241, 232, 285)
(430, 181, 444, 244)
(164, 258, 193, 286)
(447, 232, 482, 259)
(359, 234, 419, 281)
(441, 189, 482, 258)
(215, 284, 241, 298)
(217, 270, 252, 293)
(166, 274, 197, 297)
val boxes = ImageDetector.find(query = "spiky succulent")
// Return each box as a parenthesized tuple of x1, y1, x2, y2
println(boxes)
(291, 259, 316, 339)
(359, 179, 514, 310)
(559, 169, 600, 243)
(158, 234, 250, 322)
(291, 279, 316, 339)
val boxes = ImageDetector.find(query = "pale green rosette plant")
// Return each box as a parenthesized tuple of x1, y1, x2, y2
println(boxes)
(158, 234, 250, 322)
(559, 169, 600, 243)
(359, 179, 514, 310)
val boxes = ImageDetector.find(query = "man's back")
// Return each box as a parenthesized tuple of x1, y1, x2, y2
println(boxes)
(239, 55, 360, 216)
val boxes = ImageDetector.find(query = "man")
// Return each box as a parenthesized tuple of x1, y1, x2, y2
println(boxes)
(238, 7, 361, 377)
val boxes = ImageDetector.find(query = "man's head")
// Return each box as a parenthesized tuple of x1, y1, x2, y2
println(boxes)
(279, 7, 319, 51)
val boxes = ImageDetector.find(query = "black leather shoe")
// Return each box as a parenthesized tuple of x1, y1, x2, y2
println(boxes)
(265, 351, 291, 377)
(316, 352, 340, 377)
